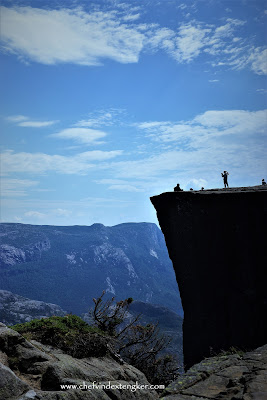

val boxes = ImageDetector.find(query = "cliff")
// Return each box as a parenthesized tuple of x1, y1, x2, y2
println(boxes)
(151, 185, 267, 369)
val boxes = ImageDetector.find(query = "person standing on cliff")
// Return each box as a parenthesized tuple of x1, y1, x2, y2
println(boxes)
(221, 171, 229, 188)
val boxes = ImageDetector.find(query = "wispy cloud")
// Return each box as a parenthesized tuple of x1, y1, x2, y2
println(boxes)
(6, 115, 28, 122)
(95, 178, 143, 192)
(50, 128, 107, 144)
(52, 208, 72, 217)
(248, 48, 267, 75)
(1, 150, 123, 175)
(1, 178, 38, 197)
(75, 109, 125, 128)
(172, 23, 212, 63)
(18, 120, 58, 127)
(24, 211, 46, 218)
(148, 18, 266, 75)
(6, 114, 58, 127)
(123, 13, 140, 22)
(108, 184, 143, 192)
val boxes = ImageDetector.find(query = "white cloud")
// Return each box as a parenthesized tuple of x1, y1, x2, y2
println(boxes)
(136, 110, 266, 152)
(248, 48, 267, 75)
(50, 128, 107, 144)
(6, 114, 58, 127)
(1, 6, 145, 65)
(77, 150, 123, 160)
(209, 79, 219, 82)
(147, 18, 265, 76)
(6, 115, 28, 122)
(96, 178, 144, 192)
(1, 178, 38, 197)
(24, 211, 46, 218)
(18, 120, 58, 127)
(136, 121, 169, 129)
(123, 13, 140, 22)
(214, 19, 245, 39)
(172, 23, 211, 62)
(75, 109, 125, 128)
(53, 208, 72, 217)
(1, 150, 123, 175)
(108, 184, 143, 192)
(95, 178, 130, 185)
(193, 110, 266, 133)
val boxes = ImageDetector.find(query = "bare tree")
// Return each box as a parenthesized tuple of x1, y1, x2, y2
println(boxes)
(91, 291, 140, 337)
(90, 292, 180, 386)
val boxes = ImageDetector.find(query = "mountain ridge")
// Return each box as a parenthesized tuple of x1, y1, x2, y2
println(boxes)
(0, 222, 182, 316)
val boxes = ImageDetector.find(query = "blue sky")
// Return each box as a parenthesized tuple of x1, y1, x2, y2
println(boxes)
(1, 0, 266, 226)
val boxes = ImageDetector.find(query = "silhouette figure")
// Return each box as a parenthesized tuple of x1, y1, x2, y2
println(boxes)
(221, 171, 229, 188)
(262, 179, 266, 185)
(174, 183, 183, 192)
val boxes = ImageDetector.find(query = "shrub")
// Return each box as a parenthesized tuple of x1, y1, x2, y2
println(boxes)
(11, 314, 109, 358)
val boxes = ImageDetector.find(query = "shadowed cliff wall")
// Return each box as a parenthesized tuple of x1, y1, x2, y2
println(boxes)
(151, 186, 267, 370)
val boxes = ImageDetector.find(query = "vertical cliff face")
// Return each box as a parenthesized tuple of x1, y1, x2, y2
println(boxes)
(151, 186, 267, 369)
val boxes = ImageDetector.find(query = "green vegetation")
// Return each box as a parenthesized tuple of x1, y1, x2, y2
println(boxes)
(11, 314, 109, 358)
(12, 314, 98, 335)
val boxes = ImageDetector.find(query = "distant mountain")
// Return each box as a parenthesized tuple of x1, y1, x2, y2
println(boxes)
(0, 289, 66, 325)
(0, 222, 182, 316)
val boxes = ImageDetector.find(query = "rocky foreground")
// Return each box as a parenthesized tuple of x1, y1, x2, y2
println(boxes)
(161, 344, 267, 400)
(0, 323, 159, 399)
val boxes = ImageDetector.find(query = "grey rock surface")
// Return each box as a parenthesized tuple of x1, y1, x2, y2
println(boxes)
(0, 362, 30, 399)
(0, 324, 159, 399)
(161, 344, 267, 399)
